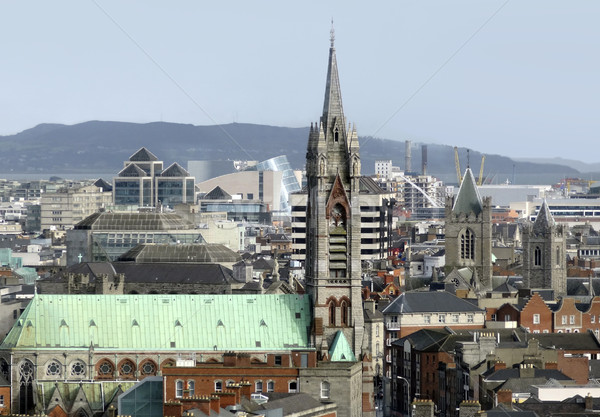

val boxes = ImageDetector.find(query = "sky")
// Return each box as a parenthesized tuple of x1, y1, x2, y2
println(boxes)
(1, 1, 599, 162)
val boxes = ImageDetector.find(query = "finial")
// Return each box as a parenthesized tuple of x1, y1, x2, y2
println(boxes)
(330, 18, 335, 48)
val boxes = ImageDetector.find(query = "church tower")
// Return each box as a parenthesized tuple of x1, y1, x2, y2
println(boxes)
(522, 200, 567, 296)
(444, 168, 493, 290)
(305, 27, 364, 358)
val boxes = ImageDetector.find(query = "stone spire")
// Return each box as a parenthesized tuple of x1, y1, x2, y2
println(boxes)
(452, 168, 483, 216)
(533, 199, 555, 233)
(321, 21, 346, 138)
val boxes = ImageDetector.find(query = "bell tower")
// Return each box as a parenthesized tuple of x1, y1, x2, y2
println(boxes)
(305, 26, 363, 358)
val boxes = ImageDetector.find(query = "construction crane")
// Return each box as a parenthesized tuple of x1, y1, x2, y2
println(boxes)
(477, 155, 486, 186)
(454, 147, 462, 184)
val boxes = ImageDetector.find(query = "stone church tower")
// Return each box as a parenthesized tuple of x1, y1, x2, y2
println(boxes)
(305, 28, 364, 358)
(444, 168, 493, 290)
(522, 200, 567, 296)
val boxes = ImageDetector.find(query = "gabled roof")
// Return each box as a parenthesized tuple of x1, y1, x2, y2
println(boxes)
(129, 147, 158, 162)
(118, 243, 241, 264)
(382, 291, 484, 314)
(117, 163, 148, 178)
(328, 330, 356, 362)
(161, 162, 190, 177)
(203, 186, 232, 200)
(453, 168, 483, 216)
(1, 294, 312, 351)
(93, 178, 113, 191)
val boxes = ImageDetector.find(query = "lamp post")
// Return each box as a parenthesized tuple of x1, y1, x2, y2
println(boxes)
(397, 376, 410, 417)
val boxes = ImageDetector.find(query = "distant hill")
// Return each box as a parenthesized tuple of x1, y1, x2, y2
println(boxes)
(0, 121, 590, 185)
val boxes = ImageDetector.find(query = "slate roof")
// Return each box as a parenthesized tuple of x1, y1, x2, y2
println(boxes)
(452, 168, 483, 216)
(381, 291, 484, 314)
(1, 294, 312, 351)
(93, 178, 112, 192)
(129, 147, 158, 162)
(161, 162, 190, 177)
(75, 212, 194, 230)
(533, 199, 555, 233)
(244, 392, 328, 415)
(359, 177, 387, 194)
(527, 333, 600, 351)
(118, 243, 241, 264)
(483, 367, 571, 382)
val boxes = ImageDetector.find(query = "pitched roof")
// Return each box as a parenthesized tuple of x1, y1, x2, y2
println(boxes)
(1, 294, 312, 351)
(382, 291, 484, 314)
(161, 162, 190, 177)
(118, 244, 242, 264)
(74, 212, 195, 230)
(203, 186, 232, 200)
(328, 330, 356, 362)
(321, 30, 345, 137)
(93, 178, 113, 191)
(129, 147, 158, 162)
(452, 168, 483, 216)
(117, 163, 148, 178)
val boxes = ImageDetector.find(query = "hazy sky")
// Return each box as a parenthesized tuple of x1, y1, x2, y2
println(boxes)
(1, 1, 599, 162)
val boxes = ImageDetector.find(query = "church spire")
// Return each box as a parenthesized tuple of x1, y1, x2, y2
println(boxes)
(322, 21, 345, 136)
(533, 199, 555, 233)
(452, 168, 483, 216)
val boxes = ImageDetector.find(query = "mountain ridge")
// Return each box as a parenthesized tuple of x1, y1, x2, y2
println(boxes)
(0, 121, 594, 185)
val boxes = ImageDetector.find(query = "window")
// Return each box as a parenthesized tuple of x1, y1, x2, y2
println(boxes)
(188, 380, 195, 396)
(467, 314, 474, 323)
(453, 314, 460, 323)
(533, 314, 540, 324)
(140, 360, 157, 376)
(570, 315, 575, 325)
(491, 314, 497, 322)
(71, 361, 86, 377)
(424, 315, 431, 324)
(329, 301, 336, 326)
(320, 381, 331, 399)
(176, 380, 184, 398)
(556, 246, 560, 265)
(267, 381, 275, 392)
(275, 355, 282, 366)
(593, 315, 596, 324)
(255, 380, 263, 393)
(505, 314, 511, 321)
(340, 300, 349, 326)
(98, 360, 114, 377)
(46, 360, 62, 376)
(438, 314, 446, 323)
(288, 381, 298, 393)
(562, 315, 567, 325)
(119, 360, 135, 377)
(215, 380, 223, 392)
(534, 246, 541, 266)
(460, 229, 474, 260)
(0, 395, 3, 407)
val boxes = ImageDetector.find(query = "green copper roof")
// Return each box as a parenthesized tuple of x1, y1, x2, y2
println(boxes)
(452, 168, 483, 216)
(1, 294, 312, 352)
(328, 331, 356, 362)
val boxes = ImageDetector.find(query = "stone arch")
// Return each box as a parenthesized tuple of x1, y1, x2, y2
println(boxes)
(534, 246, 542, 266)
(339, 297, 351, 327)
(95, 358, 115, 379)
(139, 359, 158, 376)
(68, 359, 87, 378)
(160, 358, 176, 369)
(44, 358, 63, 377)
(117, 358, 136, 379)
(18, 359, 35, 413)
(459, 228, 475, 260)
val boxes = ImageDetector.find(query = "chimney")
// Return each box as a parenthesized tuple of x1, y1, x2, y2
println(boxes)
(496, 389, 512, 406)
(240, 381, 252, 399)
(494, 361, 506, 371)
(458, 400, 481, 417)
(586, 393, 593, 411)
(364, 299, 376, 314)
(196, 396, 212, 416)
(210, 395, 221, 414)
(519, 363, 535, 378)
(216, 391, 237, 408)
(405, 140, 412, 173)
(421, 144, 427, 176)
(545, 361, 558, 370)
(412, 399, 434, 417)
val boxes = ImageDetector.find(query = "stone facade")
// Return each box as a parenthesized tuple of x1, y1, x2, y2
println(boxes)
(522, 200, 567, 296)
(444, 169, 493, 290)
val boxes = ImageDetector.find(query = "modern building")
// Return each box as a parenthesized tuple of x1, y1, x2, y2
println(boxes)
(65, 212, 204, 266)
(113, 148, 195, 208)
(40, 184, 112, 231)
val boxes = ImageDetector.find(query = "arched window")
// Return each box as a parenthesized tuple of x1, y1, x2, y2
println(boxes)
(556, 246, 560, 265)
(288, 381, 298, 393)
(320, 381, 331, 399)
(534, 246, 542, 266)
(46, 360, 62, 377)
(175, 380, 183, 398)
(119, 359, 135, 379)
(215, 380, 223, 392)
(334, 127, 339, 142)
(139, 360, 157, 376)
(255, 380, 263, 393)
(0, 358, 10, 380)
(188, 380, 195, 396)
(267, 381, 275, 392)
(460, 229, 474, 260)
(97, 359, 114, 378)
(329, 300, 336, 326)
(340, 300, 349, 326)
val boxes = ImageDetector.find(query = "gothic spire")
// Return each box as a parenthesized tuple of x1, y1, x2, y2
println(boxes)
(452, 168, 483, 216)
(322, 21, 345, 135)
(533, 199, 555, 233)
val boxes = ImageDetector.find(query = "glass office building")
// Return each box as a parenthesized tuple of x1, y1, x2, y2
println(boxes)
(253, 155, 301, 213)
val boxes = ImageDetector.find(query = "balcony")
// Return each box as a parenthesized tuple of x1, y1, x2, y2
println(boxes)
(386, 322, 400, 331)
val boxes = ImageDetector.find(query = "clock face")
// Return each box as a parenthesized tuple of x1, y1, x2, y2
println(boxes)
(330, 205, 344, 227)
(451, 277, 460, 287)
